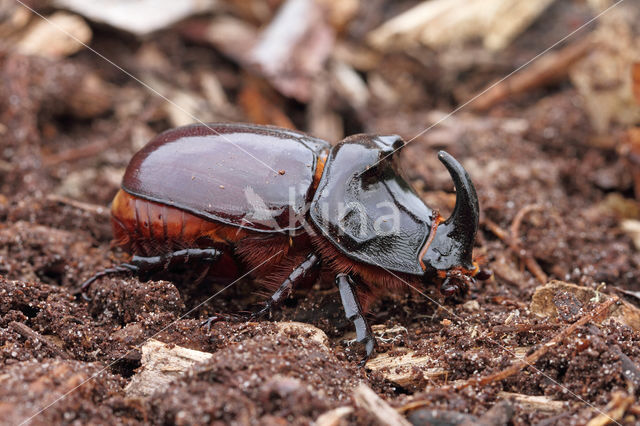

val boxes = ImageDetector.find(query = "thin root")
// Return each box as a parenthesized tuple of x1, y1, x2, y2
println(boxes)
(444, 296, 618, 391)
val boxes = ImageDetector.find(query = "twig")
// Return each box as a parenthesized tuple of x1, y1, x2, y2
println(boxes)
(491, 323, 560, 334)
(470, 36, 593, 111)
(46, 194, 110, 218)
(445, 297, 617, 391)
(509, 204, 544, 242)
(43, 138, 114, 167)
(9, 321, 69, 359)
(484, 218, 548, 284)
(353, 384, 411, 426)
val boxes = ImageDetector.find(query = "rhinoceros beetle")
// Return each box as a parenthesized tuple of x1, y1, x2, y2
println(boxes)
(81, 123, 486, 361)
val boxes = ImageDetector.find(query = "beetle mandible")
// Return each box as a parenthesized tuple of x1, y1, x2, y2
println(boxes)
(81, 123, 487, 361)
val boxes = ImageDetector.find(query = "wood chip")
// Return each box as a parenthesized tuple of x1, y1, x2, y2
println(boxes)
(368, 0, 555, 51)
(353, 384, 411, 426)
(16, 12, 91, 59)
(125, 339, 213, 398)
(365, 350, 445, 387)
(498, 391, 567, 413)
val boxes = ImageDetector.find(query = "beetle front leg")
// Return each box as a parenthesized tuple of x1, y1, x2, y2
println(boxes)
(80, 248, 222, 299)
(335, 273, 375, 365)
(251, 253, 320, 320)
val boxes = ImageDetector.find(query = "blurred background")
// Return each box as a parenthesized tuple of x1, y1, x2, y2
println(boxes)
(0, 0, 636, 201)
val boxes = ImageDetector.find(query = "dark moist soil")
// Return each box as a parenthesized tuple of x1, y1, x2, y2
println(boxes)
(2, 1, 640, 425)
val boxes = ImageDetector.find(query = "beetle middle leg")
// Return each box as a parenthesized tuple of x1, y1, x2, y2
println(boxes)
(336, 273, 375, 365)
(251, 253, 321, 320)
(80, 247, 222, 299)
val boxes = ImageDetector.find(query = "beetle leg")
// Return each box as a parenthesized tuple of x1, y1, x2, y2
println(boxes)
(200, 313, 245, 332)
(136, 248, 221, 272)
(335, 273, 375, 365)
(79, 248, 221, 300)
(251, 253, 320, 320)
(79, 263, 139, 300)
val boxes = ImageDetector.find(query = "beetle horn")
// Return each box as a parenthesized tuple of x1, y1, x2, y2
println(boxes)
(423, 151, 479, 271)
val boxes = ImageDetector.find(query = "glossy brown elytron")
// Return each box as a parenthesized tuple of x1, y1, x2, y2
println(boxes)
(82, 123, 485, 362)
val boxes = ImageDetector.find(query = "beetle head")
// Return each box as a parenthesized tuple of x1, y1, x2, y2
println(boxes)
(421, 151, 483, 297)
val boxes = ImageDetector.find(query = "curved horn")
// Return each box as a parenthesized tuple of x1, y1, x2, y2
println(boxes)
(423, 151, 479, 270)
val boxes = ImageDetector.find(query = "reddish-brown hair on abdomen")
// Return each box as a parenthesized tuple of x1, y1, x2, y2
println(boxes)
(310, 234, 425, 312)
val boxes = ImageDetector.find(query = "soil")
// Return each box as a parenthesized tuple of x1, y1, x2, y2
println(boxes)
(2, 1, 640, 425)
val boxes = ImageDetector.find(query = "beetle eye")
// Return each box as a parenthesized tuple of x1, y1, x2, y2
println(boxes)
(375, 135, 405, 154)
